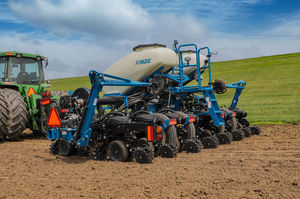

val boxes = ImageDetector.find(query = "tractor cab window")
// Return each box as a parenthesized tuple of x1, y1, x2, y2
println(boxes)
(0, 58, 6, 81)
(11, 63, 21, 79)
(8, 57, 43, 84)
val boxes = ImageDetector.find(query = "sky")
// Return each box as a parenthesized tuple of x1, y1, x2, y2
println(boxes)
(0, 0, 299, 79)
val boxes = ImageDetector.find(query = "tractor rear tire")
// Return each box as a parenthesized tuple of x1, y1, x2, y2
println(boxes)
(0, 88, 28, 140)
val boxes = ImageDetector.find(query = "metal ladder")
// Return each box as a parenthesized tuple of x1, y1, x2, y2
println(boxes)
(202, 89, 224, 126)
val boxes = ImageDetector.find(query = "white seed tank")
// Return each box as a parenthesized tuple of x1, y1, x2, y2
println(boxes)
(103, 44, 177, 94)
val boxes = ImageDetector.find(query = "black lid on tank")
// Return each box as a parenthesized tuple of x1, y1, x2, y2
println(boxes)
(133, 43, 166, 51)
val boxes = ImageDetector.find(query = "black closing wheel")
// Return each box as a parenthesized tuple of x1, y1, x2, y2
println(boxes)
(133, 147, 154, 164)
(231, 129, 245, 141)
(77, 146, 90, 157)
(250, 125, 261, 135)
(137, 138, 155, 152)
(89, 142, 107, 161)
(49, 140, 59, 155)
(202, 136, 218, 148)
(242, 127, 252, 137)
(240, 118, 250, 128)
(160, 145, 177, 158)
(182, 140, 202, 153)
(107, 140, 128, 162)
(217, 133, 232, 145)
(58, 140, 74, 156)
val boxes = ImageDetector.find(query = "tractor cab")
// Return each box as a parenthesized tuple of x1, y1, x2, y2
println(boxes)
(0, 51, 46, 85)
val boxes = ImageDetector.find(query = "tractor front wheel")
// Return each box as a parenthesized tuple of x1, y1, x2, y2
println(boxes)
(0, 88, 28, 140)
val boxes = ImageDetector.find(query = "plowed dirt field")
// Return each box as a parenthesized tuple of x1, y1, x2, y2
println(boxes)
(0, 125, 299, 199)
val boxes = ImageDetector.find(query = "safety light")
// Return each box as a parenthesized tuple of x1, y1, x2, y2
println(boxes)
(5, 52, 12, 56)
(61, 109, 70, 113)
(147, 126, 154, 142)
(42, 90, 51, 97)
(156, 126, 162, 133)
(232, 112, 236, 117)
(41, 98, 50, 105)
(27, 87, 36, 97)
(222, 113, 225, 118)
(156, 134, 162, 142)
(189, 117, 195, 122)
(170, 119, 177, 125)
(48, 108, 61, 128)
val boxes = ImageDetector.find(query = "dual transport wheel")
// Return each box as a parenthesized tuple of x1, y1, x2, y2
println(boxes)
(151, 113, 178, 158)
(89, 138, 154, 164)
(49, 140, 74, 156)
(106, 139, 155, 164)
(174, 111, 201, 153)
(49, 140, 75, 156)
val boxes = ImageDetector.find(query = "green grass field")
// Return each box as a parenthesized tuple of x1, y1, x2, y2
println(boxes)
(50, 53, 300, 124)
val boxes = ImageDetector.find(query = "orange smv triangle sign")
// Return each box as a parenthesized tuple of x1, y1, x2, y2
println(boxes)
(27, 87, 36, 97)
(48, 108, 61, 128)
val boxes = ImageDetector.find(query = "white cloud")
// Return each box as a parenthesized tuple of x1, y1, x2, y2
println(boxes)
(9, 0, 153, 39)
(133, 0, 271, 23)
(8, 0, 210, 44)
(0, 0, 298, 79)
(0, 1, 22, 23)
(205, 32, 300, 61)
(266, 12, 300, 37)
(0, 32, 131, 79)
(8, 0, 210, 46)
(2, 0, 212, 78)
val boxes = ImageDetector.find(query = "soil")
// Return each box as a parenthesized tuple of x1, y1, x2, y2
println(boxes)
(0, 125, 299, 199)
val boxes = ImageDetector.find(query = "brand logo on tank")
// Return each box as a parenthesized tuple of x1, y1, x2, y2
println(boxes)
(136, 58, 151, 65)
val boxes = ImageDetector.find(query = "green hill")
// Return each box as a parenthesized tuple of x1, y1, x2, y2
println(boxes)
(50, 53, 300, 124)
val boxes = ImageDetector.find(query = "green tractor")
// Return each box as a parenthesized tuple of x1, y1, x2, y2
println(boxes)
(0, 51, 59, 140)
